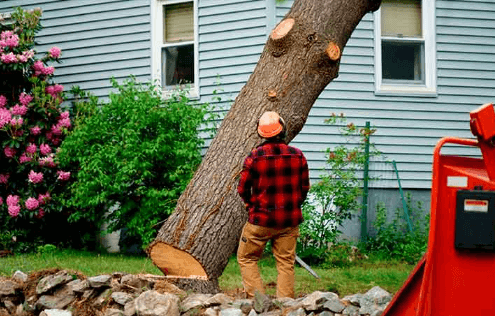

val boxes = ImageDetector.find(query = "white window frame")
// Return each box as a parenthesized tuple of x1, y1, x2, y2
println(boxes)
(151, 0, 199, 99)
(374, 0, 436, 96)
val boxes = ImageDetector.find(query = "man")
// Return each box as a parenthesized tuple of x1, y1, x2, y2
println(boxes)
(237, 111, 310, 298)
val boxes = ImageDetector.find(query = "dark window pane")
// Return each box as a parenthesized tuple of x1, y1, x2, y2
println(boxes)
(162, 44, 194, 86)
(382, 41, 424, 81)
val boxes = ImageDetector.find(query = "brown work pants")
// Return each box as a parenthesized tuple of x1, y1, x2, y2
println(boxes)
(237, 222, 299, 298)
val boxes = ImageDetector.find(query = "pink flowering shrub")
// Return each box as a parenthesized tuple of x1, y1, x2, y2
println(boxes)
(0, 8, 73, 251)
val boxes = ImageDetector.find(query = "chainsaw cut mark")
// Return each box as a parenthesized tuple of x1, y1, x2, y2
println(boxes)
(150, 242, 207, 278)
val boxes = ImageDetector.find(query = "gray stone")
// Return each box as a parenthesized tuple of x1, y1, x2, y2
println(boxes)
(88, 275, 112, 288)
(260, 311, 283, 316)
(16, 304, 23, 315)
(231, 298, 253, 309)
(363, 286, 392, 305)
(24, 295, 37, 312)
(12, 270, 28, 283)
(134, 290, 180, 316)
(3, 300, 15, 313)
(274, 297, 296, 308)
(39, 309, 73, 316)
(359, 300, 376, 316)
(37, 271, 73, 294)
(181, 293, 212, 312)
(124, 300, 136, 316)
(0, 280, 20, 296)
(371, 308, 385, 316)
(323, 298, 346, 313)
(319, 311, 334, 316)
(94, 288, 113, 308)
(253, 291, 274, 313)
(342, 294, 363, 307)
(207, 308, 220, 316)
(219, 308, 243, 316)
(67, 279, 89, 293)
(112, 292, 134, 306)
(121, 274, 152, 291)
(105, 308, 125, 316)
(204, 307, 219, 316)
(300, 291, 338, 312)
(205, 293, 233, 306)
(287, 308, 306, 316)
(247, 309, 258, 316)
(36, 286, 75, 310)
(342, 305, 359, 316)
(82, 289, 96, 299)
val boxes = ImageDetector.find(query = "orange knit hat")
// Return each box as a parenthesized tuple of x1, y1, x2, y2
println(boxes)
(257, 111, 284, 138)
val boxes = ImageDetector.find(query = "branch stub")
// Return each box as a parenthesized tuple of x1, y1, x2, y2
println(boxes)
(325, 42, 341, 61)
(270, 18, 295, 41)
(268, 90, 277, 101)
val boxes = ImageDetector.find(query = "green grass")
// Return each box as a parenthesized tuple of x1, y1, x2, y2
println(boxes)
(0, 249, 162, 277)
(220, 255, 414, 297)
(0, 249, 415, 297)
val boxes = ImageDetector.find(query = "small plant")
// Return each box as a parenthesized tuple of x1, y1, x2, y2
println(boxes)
(363, 193, 429, 264)
(298, 114, 379, 261)
(37, 243, 57, 254)
(58, 77, 217, 249)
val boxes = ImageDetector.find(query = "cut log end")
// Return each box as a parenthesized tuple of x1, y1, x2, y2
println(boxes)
(270, 18, 295, 40)
(149, 242, 207, 278)
(325, 42, 341, 61)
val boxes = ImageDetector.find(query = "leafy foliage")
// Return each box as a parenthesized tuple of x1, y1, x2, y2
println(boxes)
(363, 193, 429, 264)
(0, 8, 74, 252)
(58, 77, 216, 249)
(298, 114, 379, 261)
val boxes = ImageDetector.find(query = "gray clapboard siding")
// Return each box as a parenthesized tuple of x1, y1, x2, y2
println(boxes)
(198, 0, 267, 104)
(2, 0, 495, 189)
(279, 0, 495, 189)
(0, 0, 151, 99)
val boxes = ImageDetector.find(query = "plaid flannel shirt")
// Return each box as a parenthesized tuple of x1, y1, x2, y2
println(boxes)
(238, 140, 310, 228)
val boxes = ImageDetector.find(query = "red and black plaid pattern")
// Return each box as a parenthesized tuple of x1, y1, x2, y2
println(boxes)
(238, 140, 310, 228)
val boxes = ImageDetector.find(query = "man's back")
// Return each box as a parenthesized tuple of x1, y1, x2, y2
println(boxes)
(238, 140, 310, 228)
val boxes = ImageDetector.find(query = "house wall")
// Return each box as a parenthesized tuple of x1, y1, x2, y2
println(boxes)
(3, 0, 495, 240)
(273, 0, 495, 240)
(198, 0, 269, 123)
(276, 0, 494, 191)
(0, 0, 152, 99)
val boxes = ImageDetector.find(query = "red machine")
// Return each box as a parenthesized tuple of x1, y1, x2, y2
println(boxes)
(382, 103, 495, 316)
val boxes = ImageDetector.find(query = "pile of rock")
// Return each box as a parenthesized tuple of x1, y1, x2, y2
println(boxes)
(0, 269, 392, 316)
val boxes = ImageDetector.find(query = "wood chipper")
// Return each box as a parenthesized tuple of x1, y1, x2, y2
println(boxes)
(382, 103, 495, 316)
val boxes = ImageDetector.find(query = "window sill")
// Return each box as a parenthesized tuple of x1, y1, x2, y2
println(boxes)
(375, 85, 437, 98)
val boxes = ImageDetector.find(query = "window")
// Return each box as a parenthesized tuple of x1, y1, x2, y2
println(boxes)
(374, 0, 436, 95)
(152, 0, 198, 97)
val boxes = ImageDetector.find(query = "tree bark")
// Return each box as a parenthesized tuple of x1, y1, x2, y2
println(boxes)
(148, 0, 381, 293)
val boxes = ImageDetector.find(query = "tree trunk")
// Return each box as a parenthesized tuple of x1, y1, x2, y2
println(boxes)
(148, 0, 381, 293)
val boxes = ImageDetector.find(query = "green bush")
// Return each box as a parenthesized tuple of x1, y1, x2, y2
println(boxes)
(298, 114, 379, 262)
(363, 193, 429, 264)
(58, 77, 216, 250)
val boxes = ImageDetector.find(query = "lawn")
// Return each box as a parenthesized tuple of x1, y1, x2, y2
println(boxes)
(0, 249, 415, 297)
